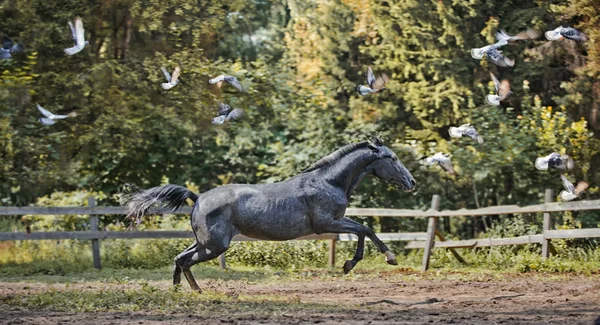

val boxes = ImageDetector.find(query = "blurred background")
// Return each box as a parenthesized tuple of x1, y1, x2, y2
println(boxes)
(1, 0, 599, 272)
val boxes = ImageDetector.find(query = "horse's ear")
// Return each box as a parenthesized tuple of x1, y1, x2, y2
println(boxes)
(367, 143, 381, 153)
(371, 137, 384, 146)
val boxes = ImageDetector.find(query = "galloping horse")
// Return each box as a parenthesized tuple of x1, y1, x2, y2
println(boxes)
(124, 137, 416, 292)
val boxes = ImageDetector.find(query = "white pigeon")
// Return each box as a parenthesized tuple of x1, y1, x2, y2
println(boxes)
(64, 17, 89, 55)
(356, 66, 389, 96)
(211, 102, 244, 125)
(37, 104, 76, 125)
(161, 66, 181, 90)
(448, 123, 483, 144)
(426, 153, 456, 175)
(535, 152, 574, 171)
(209, 75, 243, 91)
(559, 175, 588, 202)
(545, 26, 588, 43)
(486, 72, 512, 106)
(471, 39, 507, 60)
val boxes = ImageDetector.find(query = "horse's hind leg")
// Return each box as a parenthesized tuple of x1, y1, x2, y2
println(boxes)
(174, 221, 236, 292)
(173, 241, 198, 285)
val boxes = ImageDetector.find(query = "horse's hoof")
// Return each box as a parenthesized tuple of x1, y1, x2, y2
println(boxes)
(384, 251, 398, 266)
(343, 260, 355, 274)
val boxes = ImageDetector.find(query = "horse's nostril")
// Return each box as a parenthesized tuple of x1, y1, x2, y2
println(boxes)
(410, 179, 416, 187)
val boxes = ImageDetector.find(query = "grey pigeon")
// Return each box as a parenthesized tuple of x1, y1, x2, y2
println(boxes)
(211, 102, 244, 125)
(426, 153, 456, 175)
(535, 152, 574, 171)
(486, 72, 512, 106)
(545, 26, 588, 43)
(209, 75, 243, 91)
(356, 66, 389, 96)
(1, 35, 24, 60)
(559, 175, 588, 201)
(471, 39, 515, 67)
(449, 123, 483, 144)
(495, 29, 540, 44)
(37, 104, 76, 125)
(161, 66, 181, 90)
(64, 17, 89, 55)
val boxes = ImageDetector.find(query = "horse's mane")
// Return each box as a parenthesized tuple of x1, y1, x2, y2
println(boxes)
(302, 141, 371, 173)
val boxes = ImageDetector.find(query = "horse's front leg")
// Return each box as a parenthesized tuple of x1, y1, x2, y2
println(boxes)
(320, 217, 397, 273)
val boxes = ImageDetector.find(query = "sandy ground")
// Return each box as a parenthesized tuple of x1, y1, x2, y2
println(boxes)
(1, 271, 599, 324)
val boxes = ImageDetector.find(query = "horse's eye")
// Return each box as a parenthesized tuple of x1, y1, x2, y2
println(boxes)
(391, 156, 398, 161)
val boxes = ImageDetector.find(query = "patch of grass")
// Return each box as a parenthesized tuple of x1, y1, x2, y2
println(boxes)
(1, 283, 348, 315)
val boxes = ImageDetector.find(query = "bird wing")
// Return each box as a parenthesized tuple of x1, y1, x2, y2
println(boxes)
(37, 104, 55, 119)
(448, 126, 463, 138)
(367, 66, 376, 86)
(371, 74, 388, 91)
(563, 28, 588, 42)
(68, 21, 77, 42)
(498, 79, 511, 99)
(574, 181, 589, 196)
(218, 102, 231, 116)
(225, 76, 243, 91)
(170, 66, 181, 84)
(489, 72, 500, 93)
(2, 35, 13, 49)
(74, 17, 85, 46)
(0, 49, 11, 59)
(226, 108, 245, 121)
(560, 175, 576, 193)
(439, 159, 455, 175)
(160, 67, 171, 82)
(495, 30, 510, 42)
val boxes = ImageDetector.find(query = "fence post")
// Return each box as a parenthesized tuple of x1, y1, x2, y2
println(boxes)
(542, 188, 554, 260)
(328, 238, 336, 268)
(422, 194, 441, 271)
(218, 253, 227, 270)
(88, 196, 101, 270)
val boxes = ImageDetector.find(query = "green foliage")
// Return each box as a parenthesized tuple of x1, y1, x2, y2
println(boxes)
(1, 1, 599, 253)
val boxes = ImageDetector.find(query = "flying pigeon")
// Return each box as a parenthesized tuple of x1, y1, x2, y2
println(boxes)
(64, 17, 89, 55)
(211, 102, 244, 125)
(495, 29, 540, 44)
(356, 66, 390, 96)
(535, 152, 574, 171)
(426, 153, 456, 175)
(36, 104, 76, 125)
(559, 175, 588, 202)
(161, 66, 181, 90)
(545, 26, 588, 43)
(449, 123, 483, 144)
(0, 35, 24, 60)
(209, 75, 243, 91)
(471, 39, 515, 67)
(486, 72, 512, 106)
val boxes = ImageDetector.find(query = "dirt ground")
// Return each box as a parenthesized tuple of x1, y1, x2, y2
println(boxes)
(1, 271, 599, 325)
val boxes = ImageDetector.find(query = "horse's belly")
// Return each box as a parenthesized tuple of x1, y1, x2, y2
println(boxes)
(233, 212, 315, 241)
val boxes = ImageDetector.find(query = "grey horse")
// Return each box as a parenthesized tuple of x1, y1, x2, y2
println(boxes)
(124, 137, 416, 292)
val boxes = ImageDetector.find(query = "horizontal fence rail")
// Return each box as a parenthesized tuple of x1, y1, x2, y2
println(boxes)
(2, 199, 600, 217)
(0, 190, 599, 271)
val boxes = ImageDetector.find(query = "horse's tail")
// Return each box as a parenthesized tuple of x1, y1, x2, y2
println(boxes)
(122, 184, 198, 226)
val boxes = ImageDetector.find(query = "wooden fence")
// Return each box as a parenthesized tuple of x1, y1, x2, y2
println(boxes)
(1, 189, 599, 271)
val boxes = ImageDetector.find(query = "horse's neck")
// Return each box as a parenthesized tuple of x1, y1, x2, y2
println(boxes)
(322, 150, 375, 198)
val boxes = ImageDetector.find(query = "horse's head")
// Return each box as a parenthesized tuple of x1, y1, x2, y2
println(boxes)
(367, 138, 416, 192)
